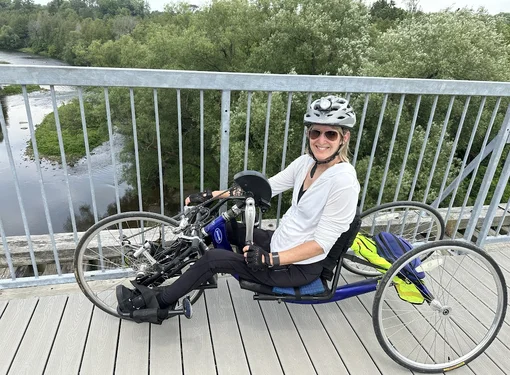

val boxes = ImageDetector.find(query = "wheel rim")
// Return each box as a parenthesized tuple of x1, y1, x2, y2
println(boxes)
(360, 203, 444, 243)
(344, 203, 445, 277)
(374, 243, 506, 372)
(75, 214, 202, 316)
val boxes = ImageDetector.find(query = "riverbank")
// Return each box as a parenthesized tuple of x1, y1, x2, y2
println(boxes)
(0, 84, 43, 96)
(0, 50, 131, 237)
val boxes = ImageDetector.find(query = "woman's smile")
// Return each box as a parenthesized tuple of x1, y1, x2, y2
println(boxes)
(314, 144, 332, 155)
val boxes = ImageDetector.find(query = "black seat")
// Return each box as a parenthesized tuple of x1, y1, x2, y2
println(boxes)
(239, 209, 361, 301)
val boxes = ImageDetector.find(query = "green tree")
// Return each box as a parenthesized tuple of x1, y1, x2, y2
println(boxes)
(359, 10, 510, 207)
(247, 0, 371, 75)
(0, 25, 21, 49)
(369, 0, 406, 31)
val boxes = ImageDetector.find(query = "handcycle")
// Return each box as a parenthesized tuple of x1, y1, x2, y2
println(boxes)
(73, 171, 507, 373)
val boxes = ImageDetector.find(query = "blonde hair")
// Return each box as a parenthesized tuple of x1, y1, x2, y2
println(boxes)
(337, 127, 351, 163)
(307, 125, 351, 163)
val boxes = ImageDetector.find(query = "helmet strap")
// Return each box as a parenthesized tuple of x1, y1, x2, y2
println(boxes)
(309, 143, 343, 178)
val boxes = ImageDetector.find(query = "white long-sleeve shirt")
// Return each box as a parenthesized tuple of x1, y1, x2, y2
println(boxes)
(268, 155, 360, 265)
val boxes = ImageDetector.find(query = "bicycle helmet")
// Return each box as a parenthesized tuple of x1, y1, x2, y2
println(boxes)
(303, 96, 356, 128)
(304, 96, 356, 178)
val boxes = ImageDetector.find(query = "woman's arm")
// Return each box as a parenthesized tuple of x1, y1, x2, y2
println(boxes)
(243, 240, 323, 266)
(268, 155, 306, 197)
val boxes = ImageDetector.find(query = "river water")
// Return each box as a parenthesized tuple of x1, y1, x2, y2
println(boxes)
(0, 51, 130, 236)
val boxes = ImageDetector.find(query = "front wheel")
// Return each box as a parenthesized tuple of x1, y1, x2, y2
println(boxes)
(74, 212, 204, 318)
(372, 240, 507, 373)
(342, 201, 446, 277)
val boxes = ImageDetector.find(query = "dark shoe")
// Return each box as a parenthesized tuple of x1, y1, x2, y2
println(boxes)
(116, 283, 170, 325)
(116, 285, 145, 313)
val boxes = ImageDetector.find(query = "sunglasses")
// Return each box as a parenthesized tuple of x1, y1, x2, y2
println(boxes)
(308, 129, 340, 142)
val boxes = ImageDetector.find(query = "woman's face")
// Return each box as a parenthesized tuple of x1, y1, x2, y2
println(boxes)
(308, 125, 345, 161)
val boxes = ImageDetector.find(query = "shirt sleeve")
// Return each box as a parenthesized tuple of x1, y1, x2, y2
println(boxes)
(268, 155, 306, 197)
(314, 174, 359, 255)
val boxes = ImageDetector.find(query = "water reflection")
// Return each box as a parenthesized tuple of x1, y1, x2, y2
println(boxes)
(64, 190, 140, 232)
(64, 189, 182, 232)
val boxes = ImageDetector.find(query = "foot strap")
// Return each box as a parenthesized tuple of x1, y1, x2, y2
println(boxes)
(130, 307, 169, 325)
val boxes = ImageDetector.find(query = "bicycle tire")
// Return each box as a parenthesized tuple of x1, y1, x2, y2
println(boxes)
(372, 240, 507, 373)
(74, 211, 204, 318)
(342, 201, 445, 277)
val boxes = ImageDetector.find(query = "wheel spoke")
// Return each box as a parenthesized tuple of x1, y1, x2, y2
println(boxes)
(373, 241, 507, 372)
(75, 212, 205, 317)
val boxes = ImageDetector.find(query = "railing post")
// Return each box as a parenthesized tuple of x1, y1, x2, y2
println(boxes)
(219, 90, 231, 190)
(477, 134, 510, 246)
(465, 104, 510, 246)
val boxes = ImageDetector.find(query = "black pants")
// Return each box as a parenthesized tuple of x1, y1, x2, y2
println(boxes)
(156, 223, 323, 308)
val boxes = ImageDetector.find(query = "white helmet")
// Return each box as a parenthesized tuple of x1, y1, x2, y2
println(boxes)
(303, 96, 356, 128)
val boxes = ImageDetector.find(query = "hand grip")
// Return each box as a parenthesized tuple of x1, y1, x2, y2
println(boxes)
(244, 197, 256, 245)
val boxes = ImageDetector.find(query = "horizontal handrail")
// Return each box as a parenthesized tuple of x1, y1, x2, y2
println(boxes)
(1, 65, 510, 95)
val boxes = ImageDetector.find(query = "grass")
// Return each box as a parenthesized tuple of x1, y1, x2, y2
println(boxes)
(0, 84, 44, 96)
(26, 97, 109, 165)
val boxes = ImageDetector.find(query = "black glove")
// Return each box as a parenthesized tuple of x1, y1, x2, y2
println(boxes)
(188, 189, 213, 204)
(246, 244, 271, 271)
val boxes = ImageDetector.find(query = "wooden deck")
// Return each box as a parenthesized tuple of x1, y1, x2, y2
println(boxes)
(1, 243, 510, 375)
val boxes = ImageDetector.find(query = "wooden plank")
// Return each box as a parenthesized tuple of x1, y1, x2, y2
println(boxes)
(487, 251, 510, 289)
(490, 250, 510, 276)
(431, 260, 510, 373)
(0, 298, 38, 375)
(366, 270, 499, 375)
(339, 273, 413, 375)
(80, 293, 120, 375)
(9, 295, 67, 375)
(345, 272, 480, 375)
(227, 279, 283, 375)
(313, 300, 382, 375)
(115, 317, 150, 374)
(0, 281, 83, 301)
(259, 300, 315, 374)
(150, 315, 182, 375)
(44, 293, 94, 375)
(205, 277, 250, 374)
(180, 294, 216, 375)
(0, 300, 7, 316)
(286, 302, 349, 375)
(453, 251, 510, 307)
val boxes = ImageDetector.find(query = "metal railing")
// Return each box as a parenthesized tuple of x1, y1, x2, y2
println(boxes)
(0, 65, 509, 288)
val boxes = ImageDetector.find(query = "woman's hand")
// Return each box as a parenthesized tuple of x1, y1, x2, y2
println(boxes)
(184, 189, 215, 206)
(243, 244, 272, 271)
(185, 189, 232, 206)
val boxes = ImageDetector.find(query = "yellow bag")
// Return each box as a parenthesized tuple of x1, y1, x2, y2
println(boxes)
(351, 234, 425, 304)
(351, 234, 391, 272)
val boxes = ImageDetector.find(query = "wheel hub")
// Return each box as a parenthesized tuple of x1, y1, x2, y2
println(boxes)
(430, 299, 452, 317)
(441, 306, 452, 316)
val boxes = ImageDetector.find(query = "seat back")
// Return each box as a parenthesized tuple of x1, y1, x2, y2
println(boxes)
(321, 207, 361, 281)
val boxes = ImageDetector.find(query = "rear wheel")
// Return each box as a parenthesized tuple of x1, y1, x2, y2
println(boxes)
(74, 211, 204, 318)
(372, 241, 507, 373)
(342, 201, 445, 277)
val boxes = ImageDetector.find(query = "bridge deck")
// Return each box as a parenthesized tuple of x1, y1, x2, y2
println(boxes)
(0, 243, 509, 375)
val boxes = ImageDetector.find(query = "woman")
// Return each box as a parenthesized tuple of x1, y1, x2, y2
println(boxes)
(117, 95, 360, 320)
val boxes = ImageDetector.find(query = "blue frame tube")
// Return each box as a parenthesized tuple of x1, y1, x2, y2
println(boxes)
(203, 215, 232, 251)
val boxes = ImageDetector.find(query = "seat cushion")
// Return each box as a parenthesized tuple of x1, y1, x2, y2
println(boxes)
(272, 278, 326, 296)
(239, 277, 327, 296)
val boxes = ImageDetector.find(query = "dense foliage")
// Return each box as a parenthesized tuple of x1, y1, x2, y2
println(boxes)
(1, 0, 509, 212)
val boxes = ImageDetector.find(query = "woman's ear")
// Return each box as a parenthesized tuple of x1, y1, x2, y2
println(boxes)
(343, 131, 351, 143)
